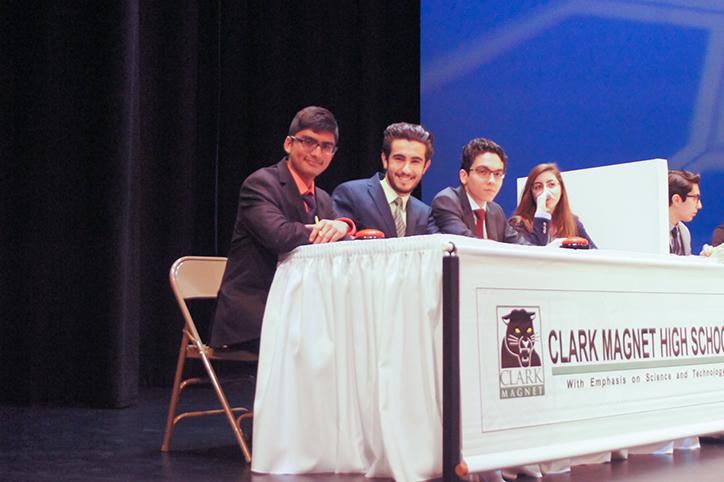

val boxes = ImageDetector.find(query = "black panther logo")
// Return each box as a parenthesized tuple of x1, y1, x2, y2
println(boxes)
(501, 309, 541, 368)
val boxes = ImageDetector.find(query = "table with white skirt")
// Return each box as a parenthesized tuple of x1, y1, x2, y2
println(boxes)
(250, 235, 724, 481)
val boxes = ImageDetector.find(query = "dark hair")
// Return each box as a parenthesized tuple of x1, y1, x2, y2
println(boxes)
(668, 169, 700, 205)
(381, 122, 434, 160)
(288, 106, 339, 142)
(511, 163, 577, 237)
(460, 138, 507, 171)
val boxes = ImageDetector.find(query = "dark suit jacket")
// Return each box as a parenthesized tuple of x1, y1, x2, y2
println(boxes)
(430, 185, 544, 245)
(572, 218, 597, 249)
(332, 172, 438, 238)
(211, 158, 334, 347)
(713, 223, 724, 247)
(509, 216, 598, 248)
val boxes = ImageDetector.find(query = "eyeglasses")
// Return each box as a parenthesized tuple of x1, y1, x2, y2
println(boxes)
(290, 135, 338, 155)
(532, 181, 560, 192)
(470, 166, 505, 181)
(686, 194, 701, 203)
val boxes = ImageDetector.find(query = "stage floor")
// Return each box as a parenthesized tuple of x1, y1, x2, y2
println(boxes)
(2, 386, 723, 481)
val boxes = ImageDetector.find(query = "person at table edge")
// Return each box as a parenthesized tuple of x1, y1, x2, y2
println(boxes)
(668, 169, 702, 256)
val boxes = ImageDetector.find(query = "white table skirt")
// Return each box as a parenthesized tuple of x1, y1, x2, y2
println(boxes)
(252, 236, 450, 481)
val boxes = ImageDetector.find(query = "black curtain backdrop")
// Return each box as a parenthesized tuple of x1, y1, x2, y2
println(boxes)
(2, 1, 420, 407)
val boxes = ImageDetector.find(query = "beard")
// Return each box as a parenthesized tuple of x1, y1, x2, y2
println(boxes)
(386, 173, 418, 195)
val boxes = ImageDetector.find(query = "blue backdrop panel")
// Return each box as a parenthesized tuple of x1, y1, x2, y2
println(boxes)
(421, 1, 723, 253)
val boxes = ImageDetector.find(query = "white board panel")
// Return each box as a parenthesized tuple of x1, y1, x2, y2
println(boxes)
(517, 159, 669, 254)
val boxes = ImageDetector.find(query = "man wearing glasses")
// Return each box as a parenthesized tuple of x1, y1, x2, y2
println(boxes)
(668, 169, 702, 256)
(430, 137, 545, 244)
(211, 106, 352, 351)
(332, 122, 438, 238)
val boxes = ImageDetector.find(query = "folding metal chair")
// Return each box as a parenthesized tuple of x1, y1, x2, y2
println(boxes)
(161, 256, 256, 462)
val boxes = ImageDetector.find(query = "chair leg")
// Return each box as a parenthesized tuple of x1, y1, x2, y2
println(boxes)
(199, 351, 253, 463)
(161, 331, 190, 452)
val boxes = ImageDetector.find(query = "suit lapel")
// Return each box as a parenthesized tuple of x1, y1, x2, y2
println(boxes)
(485, 202, 507, 242)
(278, 158, 308, 223)
(368, 174, 396, 237)
(486, 205, 499, 241)
(405, 199, 428, 236)
(455, 186, 476, 233)
(404, 201, 417, 236)
(315, 187, 331, 219)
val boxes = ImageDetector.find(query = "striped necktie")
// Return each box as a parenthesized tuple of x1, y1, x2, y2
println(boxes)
(392, 197, 406, 237)
(670, 226, 682, 255)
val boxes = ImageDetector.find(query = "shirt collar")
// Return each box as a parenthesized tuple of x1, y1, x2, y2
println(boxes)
(286, 159, 315, 196)
(380, 175, 409, 210)
(465, 190, 487, 212)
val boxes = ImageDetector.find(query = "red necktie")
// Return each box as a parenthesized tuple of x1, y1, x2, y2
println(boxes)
(474, 208, 485, 239)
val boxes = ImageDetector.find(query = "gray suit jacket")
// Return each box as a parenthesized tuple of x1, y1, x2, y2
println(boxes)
(332, 172, 438, 238)
(430, 185, 545, 245)
(671, 221, 692, 255)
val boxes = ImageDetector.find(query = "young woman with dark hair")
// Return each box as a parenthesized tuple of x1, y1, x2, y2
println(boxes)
(509, 163, 597, 248)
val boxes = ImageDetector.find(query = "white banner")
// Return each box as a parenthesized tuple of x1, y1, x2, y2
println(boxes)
(455, 238, 724, 473)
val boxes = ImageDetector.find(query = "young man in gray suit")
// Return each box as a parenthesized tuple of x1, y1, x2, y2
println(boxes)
(668, 169, 702, 256)
(430, 137, 546, 245)
(332, 122, 438, 238)
(211, 106, 352, 351)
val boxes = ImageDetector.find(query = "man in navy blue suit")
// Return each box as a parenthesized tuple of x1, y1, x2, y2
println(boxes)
(332, 122, 438, 238)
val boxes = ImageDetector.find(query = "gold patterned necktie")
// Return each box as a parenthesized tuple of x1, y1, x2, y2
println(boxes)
(392, 197, 406, 237)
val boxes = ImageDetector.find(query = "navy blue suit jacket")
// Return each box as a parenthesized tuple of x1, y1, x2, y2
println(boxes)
(509, 215, 597, 248)
(211, 158, 334, 347)
(332, 172, 437, 238)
